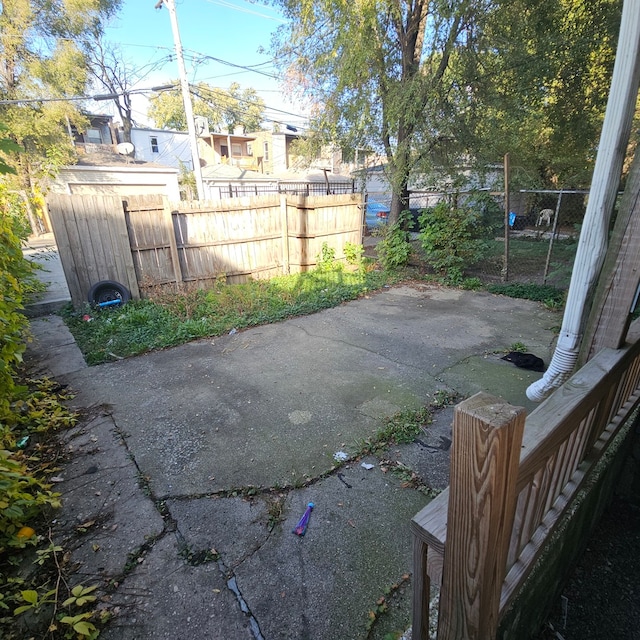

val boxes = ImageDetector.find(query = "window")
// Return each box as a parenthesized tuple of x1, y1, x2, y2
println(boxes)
(86, 128, 102, 144)
(231, 143, 242, 157)
(150, 136, 159, 153)
(246, 143, 253, 156)
(263, 142, 269, 161)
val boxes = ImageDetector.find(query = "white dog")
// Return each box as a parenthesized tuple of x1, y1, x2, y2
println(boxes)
(536, 208, 554, 226)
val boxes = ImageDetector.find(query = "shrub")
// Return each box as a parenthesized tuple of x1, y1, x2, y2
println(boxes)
(376, 210, 414, 271)
(315, 242, 340, 272)
(0, 212, 34, 421)
(419, 194, 498, 284)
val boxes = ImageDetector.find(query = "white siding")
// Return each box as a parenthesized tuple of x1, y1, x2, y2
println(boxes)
(130, 128, 192, 170)
(50, 165, 181, 200)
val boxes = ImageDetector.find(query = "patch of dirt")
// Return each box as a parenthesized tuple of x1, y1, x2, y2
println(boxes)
(536, 494, 640, 640)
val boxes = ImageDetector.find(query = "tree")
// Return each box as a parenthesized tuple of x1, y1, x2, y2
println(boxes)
(0, 0, 122, 224)
(148, 81, 265, 132)
(270, 0, 621, 221)
(83, 37, 138, 143)
(465, 0, 621, 188)
(271, 0, 486, 222)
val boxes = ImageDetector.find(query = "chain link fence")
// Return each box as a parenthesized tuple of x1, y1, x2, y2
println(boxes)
(391, 189, 587, 289)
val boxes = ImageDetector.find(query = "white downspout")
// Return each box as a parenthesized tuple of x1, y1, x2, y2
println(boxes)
(527, 0, 640, 402)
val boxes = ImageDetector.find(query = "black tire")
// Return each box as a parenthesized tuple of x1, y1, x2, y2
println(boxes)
(88, 280, 131, 308)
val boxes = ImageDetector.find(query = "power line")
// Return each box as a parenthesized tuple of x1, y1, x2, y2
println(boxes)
(202, 0, 285, 23)
(190, 84, 306, 121)
(0, 86, 157, 105)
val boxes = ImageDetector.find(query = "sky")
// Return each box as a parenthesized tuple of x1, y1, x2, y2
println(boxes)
(101, 0, 308, 130)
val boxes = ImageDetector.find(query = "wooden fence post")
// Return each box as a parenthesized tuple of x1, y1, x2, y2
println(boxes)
(437, 393, 525, 640)
(280, 194, 290, 275)
(163, 197, 183, 288)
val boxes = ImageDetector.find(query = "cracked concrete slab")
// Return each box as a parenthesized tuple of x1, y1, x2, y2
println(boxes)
(100, 535, 254, 640)
(52, 411, 164, 580)
(168, 462, 426, 640)
(233, 466, 425, 640)
(25, 283, 560, 639)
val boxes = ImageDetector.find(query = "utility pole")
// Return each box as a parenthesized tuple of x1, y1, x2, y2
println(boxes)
(155, 0, 205, 200)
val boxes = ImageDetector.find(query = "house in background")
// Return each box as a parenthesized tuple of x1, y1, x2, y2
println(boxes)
(64, 115, 355, 201)
(70, 114, 119, 157)
(248, 130, 347, 177)
(198, 126, 259, 171)
(248, 130, 298, 174)
(129, 127, 192, 170)
(52, 114, 182, 200)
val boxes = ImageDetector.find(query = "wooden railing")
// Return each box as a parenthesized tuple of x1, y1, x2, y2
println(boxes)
(412, 321, 640, 639)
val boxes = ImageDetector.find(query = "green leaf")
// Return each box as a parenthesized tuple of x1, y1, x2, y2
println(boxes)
(74, 620, 97, 635)
(14, 604, 33, 615)
(20, 589, 38, 604)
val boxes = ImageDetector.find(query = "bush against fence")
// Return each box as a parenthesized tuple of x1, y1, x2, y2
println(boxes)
(406, 189, 585, 287)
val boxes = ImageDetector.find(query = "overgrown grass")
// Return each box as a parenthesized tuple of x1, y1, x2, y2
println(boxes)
(64, 268, 395, 365)
(475, 237, 577, 289)
(486, 282, 566, 309)
(483, 236, 577, 260)
(355, 390, 459, 456)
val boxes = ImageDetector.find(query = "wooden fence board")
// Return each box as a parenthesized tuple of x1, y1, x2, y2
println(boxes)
(48, 192, 363, 300)
(47, 194, 138, 306)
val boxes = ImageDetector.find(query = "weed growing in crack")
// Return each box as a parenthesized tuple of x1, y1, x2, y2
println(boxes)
(218, 484, 268, 499)
(155, 500, 170, 518)
(179, 546, 219, 566)
(121, 534, 161, 577)
(508, 341, 528, 353)
(430, 389, 460, 408)
(381, 460, 442, 498)
(364, 573, 411, 638)
(266, 495, 286, 532)
(136, 472, 152, 497)
(356, 406, 433, 455)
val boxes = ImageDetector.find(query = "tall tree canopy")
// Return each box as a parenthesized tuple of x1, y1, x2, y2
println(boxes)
(148, 82, 266, 133)
(467, 0, 621, 188)
(0, 0, 121, 204)
(271, 0, 621, 220)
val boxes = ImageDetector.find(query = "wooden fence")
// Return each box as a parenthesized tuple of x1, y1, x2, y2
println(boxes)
(46, 193, 363, 306)
(412, 320, 640, 639)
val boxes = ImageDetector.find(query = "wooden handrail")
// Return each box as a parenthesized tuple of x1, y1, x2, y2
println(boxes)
(412, 325, 640, 640)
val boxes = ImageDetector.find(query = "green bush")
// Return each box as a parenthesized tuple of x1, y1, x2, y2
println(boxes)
(315, 242, 340, 272)
(0, 213, 32, 420)
(376, 210, 414, 271)
(419, 194, 498, 284)
(0, 207, 67, 558)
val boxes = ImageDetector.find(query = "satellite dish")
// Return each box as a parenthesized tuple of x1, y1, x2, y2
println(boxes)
(194, 116, 209, 136)
(116, 142, 135, 155)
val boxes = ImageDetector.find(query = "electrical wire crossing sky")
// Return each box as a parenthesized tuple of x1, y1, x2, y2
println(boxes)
(102, 0, 308, 129)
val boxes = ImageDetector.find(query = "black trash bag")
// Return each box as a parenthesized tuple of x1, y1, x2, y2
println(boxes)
(501, 351, 545, 372)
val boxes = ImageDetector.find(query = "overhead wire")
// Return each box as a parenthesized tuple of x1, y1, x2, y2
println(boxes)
(202, 0, 285, 23)
(188, 86, 304, 130)
(188, 83, 304, 121)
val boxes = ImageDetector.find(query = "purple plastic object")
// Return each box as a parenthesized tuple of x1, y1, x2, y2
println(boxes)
(292, 502, 314, 536)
